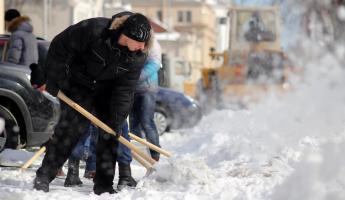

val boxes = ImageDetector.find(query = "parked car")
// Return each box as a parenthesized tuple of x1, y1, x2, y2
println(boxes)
(0, 62, 60, 152)
(154, 87, 202, 135)
(0, 34, 202, 152)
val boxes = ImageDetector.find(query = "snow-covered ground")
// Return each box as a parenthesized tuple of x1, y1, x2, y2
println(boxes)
(1, 1, 345, 200)
(1, 44, 344, 199)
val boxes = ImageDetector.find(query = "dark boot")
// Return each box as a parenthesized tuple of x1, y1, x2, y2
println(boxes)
(84, 170, 96, 179)
(152, 156, 160, 162)
(117, 164, 137, 191)
(93, 185, 116, 195)
(64, 158, 83, 187)
(33, 176, 49, 192)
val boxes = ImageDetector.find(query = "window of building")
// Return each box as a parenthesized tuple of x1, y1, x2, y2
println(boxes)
(177, 10, 192, 23)
(178, 11, 183, 22)
(157, 10, 162, 21)
(186, 11, 192, 23)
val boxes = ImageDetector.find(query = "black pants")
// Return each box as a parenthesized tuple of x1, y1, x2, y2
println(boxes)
(36, 82, 118, 188)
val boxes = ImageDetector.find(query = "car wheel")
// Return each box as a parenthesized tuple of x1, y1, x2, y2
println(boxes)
(0, 105, 20, 152)
(154, 106, 170, 135)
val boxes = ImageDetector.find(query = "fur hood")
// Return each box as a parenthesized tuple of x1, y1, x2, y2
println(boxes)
(109, 14, 154, 52)
(7, 16, 33, 33)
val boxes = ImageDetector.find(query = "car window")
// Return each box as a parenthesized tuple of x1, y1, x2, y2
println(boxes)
(38, 41, 50, 67)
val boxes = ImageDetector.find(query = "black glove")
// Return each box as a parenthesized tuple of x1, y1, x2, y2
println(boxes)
(40, 138, 51, 148)
(29, 63, 46, 88)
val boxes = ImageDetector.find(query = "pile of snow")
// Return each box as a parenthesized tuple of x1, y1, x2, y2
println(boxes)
(0, 149, 35, 167)
(1, 0, 345, 199)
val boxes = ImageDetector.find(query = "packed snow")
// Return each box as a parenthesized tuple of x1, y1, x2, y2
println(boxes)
(1, 1, 345, 200)
(1, 42, 344, 199)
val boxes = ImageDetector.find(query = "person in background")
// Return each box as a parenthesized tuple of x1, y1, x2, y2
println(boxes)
(129, 35, 162, 162)
(114, 33, 162, 191)
(30, 11, 152, 195)
(5, 8, 38, 66)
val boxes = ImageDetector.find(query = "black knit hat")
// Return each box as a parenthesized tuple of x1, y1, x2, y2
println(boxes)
(5, 9, 20, 22)
(112, 11, 133, 20)
(122, 13, 151, 42)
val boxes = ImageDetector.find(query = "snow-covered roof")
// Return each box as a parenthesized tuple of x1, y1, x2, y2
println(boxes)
(155, 32, 181, 41)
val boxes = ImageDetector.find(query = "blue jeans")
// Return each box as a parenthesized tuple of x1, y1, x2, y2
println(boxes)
(70, 123, 98, 171)
(72, 122, 132, 171)
(117, 121, 132, 165)
(130, 91, 160, 159)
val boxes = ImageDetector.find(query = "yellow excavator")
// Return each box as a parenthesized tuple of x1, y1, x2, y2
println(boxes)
(187, 5, 292, 107)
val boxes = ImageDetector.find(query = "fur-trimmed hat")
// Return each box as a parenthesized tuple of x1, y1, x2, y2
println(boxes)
(122, 13, 151, 42)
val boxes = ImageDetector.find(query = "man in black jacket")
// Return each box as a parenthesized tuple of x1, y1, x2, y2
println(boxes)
(30, 12, 152, 195)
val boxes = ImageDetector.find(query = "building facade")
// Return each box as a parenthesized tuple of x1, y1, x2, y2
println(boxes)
(4, 0, 229, 94)
(130, 0, 218, 83)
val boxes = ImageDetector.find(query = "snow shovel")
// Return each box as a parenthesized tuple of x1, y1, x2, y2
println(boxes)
(20, 141, 152, 170)
(21, 91, 171, 170)
(57, 91, 157, 170)
(20, 146, 46, 170)
(129, 133, 171, 157)
(20, 140, 158, 171)
(21, 140, 155, 171)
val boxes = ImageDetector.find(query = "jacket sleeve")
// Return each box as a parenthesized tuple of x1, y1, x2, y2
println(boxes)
(7, 34, 23, 64)
(110, 58, 145, 133)
(138, 60, 160, 82)
(138, 38, 161, 82)
(45, 19, 102, 96)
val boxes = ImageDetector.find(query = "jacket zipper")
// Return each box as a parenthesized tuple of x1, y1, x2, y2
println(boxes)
(91, 49, 109, 79)
(118, 67, 129, 72)
(92, 49, 106, 66)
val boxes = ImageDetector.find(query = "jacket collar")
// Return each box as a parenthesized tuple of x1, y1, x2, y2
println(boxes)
(7, 16, 31, 32)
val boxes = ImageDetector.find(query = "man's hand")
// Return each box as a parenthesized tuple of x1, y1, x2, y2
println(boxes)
(35, 84, 46, 92)
(40, 138, 51, 148)
(29, 63, 46, 90)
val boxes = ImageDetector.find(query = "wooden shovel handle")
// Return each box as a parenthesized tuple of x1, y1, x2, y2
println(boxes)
(57, 91, 157, 166)
(129, 133, 171, 157)
(21, 146, 46, 170)
(132, 151, 153, 170)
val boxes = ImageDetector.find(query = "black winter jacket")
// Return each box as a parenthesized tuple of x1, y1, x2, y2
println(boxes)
(44, 17, 148, 132)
